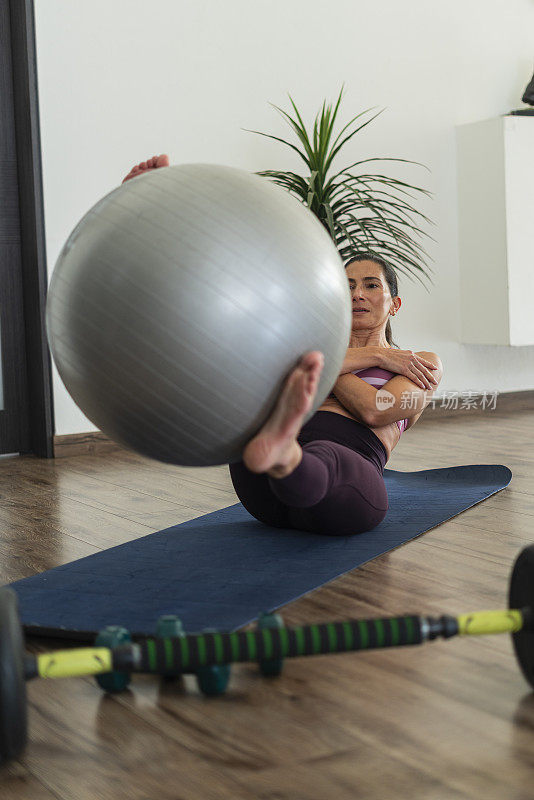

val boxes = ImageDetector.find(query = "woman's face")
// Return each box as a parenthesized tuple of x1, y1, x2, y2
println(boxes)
(346, 260, 397, 328)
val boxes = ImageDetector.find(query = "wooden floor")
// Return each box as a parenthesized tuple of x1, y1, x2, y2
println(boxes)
(1, 409, 533, 800)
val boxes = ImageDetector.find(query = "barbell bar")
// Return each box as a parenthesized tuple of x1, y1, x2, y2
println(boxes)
(1, 543, 534, 765)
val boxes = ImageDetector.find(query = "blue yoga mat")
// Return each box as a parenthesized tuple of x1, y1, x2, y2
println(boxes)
(9, 464, 512, 639)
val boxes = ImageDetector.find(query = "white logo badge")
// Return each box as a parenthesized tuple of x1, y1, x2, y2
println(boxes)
(375, 389, 395, 411)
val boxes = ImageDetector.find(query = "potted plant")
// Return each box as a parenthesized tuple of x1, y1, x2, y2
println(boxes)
(245, 86, 435, 290)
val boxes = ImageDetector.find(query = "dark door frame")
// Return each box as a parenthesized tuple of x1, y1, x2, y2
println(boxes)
(8, 0, 54, 458)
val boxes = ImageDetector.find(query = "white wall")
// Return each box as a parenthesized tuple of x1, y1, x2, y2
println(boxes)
(34, 0, 534, 435)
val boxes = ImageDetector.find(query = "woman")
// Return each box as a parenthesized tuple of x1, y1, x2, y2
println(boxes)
(123, 156, 443, 536)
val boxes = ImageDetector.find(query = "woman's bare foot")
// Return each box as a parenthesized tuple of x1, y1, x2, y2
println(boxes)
(242, 351, 325, 479)
(122, 154, 170, 184)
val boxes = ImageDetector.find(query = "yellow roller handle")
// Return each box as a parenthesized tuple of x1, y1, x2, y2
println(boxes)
(37, 648, 113, 679)
(457, 609, 523, 636)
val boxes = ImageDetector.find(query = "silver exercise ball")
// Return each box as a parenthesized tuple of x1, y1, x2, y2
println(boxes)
(46, 163, 352, 466)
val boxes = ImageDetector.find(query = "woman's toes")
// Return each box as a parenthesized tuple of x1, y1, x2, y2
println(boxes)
(122, 155, 170, 185)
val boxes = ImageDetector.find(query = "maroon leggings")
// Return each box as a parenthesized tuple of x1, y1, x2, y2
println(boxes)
(228, 410, 389, 536)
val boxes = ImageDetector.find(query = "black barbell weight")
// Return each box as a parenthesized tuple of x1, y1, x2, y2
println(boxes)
(1, 544, 534, 765)
(509, 545, 534, 688)
(0, 588, 26, 764)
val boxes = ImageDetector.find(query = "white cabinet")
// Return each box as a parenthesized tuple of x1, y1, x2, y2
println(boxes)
(456, 115, 534, 346)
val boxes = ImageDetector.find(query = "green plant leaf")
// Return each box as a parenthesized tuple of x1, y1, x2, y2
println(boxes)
(257, 170, 309, 197)
(321, 202, 336, 238)
(324, 109, 385, 173)
(335, 184, 434, 243)
(328, 156, 431, 185)
(242, 128, 311, 168)
(352, 172, 433, 199)
(270, 100, 315, 166)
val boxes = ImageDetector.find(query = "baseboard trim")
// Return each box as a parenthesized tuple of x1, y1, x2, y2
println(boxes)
(52, 389, 533, 457)
(53, 431, 126, 458)
(416, 388, 533, 422)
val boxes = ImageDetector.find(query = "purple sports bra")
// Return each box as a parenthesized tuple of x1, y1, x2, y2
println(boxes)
(352, 366, 409, 433)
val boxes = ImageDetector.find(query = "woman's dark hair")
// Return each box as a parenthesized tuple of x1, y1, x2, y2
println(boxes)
(343, 251, 400, 348)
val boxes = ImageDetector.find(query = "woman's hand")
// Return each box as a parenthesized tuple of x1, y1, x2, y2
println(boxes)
(378, 348, 439, 390)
